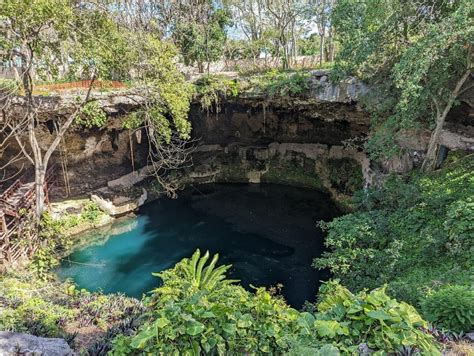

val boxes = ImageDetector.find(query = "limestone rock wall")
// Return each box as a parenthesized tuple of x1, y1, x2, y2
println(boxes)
(2, 75, 472, 201)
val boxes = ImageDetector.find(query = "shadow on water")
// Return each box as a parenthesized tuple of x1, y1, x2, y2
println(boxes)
(57, 183, 340, 308)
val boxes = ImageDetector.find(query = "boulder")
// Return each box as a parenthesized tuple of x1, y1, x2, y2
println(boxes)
(91, 188, 147, 216)
(0, 331, 74, 355)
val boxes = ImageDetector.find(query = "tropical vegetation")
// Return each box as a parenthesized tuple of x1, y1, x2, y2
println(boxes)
(316, 154, 474, 332)
(109, 250, 439, 355)
(0, 0, 472, 354)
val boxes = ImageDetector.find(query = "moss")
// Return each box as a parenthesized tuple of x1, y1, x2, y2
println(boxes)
(327, 158, 363, 195)
(261, 159, 323, 190)
(218, 164, 251, 183)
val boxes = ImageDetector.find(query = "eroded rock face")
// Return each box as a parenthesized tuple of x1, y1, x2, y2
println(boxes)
(5, 91, 145, 121)
(178, 142, 369, 208)
(0, 331, 74, 355)
(189, 99, 369, 147)
(2, 76, 472, 199)
(91, 187, 147, 216)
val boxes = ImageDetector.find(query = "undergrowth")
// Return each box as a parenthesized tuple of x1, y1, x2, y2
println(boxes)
(315, 154, 474, 332)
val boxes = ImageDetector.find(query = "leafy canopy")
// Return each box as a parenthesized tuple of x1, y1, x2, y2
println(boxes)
(173, 6, 231, 72)
(1, 0, 127, 81)
(332, 0, 473, 159)
(1, 0, 193, 141)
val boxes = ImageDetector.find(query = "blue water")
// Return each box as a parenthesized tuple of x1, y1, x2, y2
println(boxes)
(57, 184, 339, 307)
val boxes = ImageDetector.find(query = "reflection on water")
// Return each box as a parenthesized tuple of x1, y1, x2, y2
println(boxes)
(57, 184, 340, 308)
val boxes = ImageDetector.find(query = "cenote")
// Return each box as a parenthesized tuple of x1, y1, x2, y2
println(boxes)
(57, 184, 340, 308)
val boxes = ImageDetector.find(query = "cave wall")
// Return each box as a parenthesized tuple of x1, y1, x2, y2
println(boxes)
(3, 76, 472, 203)
(189, 99, 369, 146)
(181, 99, 373, 206)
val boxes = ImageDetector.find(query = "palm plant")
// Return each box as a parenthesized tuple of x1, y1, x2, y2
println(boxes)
(182, 249, 238, 291)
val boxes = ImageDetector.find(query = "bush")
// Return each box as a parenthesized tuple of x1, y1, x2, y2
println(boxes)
(111, 250, 438, 355)
(80, 201, 103, 223)
(111, 250, 306, 354)
(313, 281, 439, 354)
(194, 74, 240, 113)
(29, 203, 104, 281)
(421, 285, 474, 333)
(0, 78, 20, 95)
(0, 270, 143, 347)
(252, 69, 311, 97)
(315, 156, 474, 307)
(75, 101, 107, 128)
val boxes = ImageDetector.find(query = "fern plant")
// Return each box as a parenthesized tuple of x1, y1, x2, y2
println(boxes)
(152, 249, 238, 298)
(183, 250, 234, 290)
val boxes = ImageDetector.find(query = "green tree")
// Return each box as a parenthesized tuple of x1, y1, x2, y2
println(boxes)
(0, 0, 193, 217)
(0, 0, 126, 217)
(332, 0, 473, 169)
(315, 155, 474, 310)
(173, 4, 231, 73)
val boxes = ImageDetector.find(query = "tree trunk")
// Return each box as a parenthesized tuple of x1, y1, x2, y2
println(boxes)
(35, 167, 46, 218)
(422, 69, 471, 171)
(319, 35, 325, 66)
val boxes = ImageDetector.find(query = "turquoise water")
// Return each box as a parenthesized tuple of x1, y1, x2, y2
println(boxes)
(58, 184, 339, 307)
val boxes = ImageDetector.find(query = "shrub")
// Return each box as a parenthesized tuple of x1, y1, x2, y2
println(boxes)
(75, 101, 107, 128)
(193, 74, 240, 113)
(315, 156, 474, 307)
(112, 250, 306, 354)
(111, 250, 438, 355)
(0, 270, 143, 346)
(0, 78, 20, 95)
(253, 69, 311, 97)
(29, 203, 104, 281)
(312, 281, 439, 354)
(421, 285, 474, 333)
(444, 197, 474, 256)
(29, 212, 73, 280)
(80, 201, 103, 223)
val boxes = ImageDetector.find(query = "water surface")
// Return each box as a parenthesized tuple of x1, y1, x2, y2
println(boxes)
(58, 184, 339, 307)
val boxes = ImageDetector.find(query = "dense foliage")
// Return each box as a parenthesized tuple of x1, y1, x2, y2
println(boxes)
(309, 281, 438, 354)
(76, 102, 108, 128)
(252, 69, 311, 97)
(173, 7, 231, 73)
(30, 203, 105, 281)
(193, 75, 240, 113)
(110, 250, 438, 355)
(315, 155, 474, 332)
(332, 0, 473, 164)
(421, 285, 474, 334)
(1, 0, 195, 216)
(0, 270, 143, 350)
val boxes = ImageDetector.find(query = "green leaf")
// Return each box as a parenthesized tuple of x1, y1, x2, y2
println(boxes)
(314, 320, 340, 338)
(155, 317, 170, 328)
(130, 328, 155, 349)
(316, 344, 340, 356)
(222, 323, 236, 334)
(185, 320, 205, 336)
(237, 314, 253, 328)
(367, 310, 392, 321)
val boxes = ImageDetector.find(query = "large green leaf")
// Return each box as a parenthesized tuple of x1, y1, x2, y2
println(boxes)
(367, 310, 392, 321)
(155, 317, 170, 328)
(185, 320, 205, 336)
